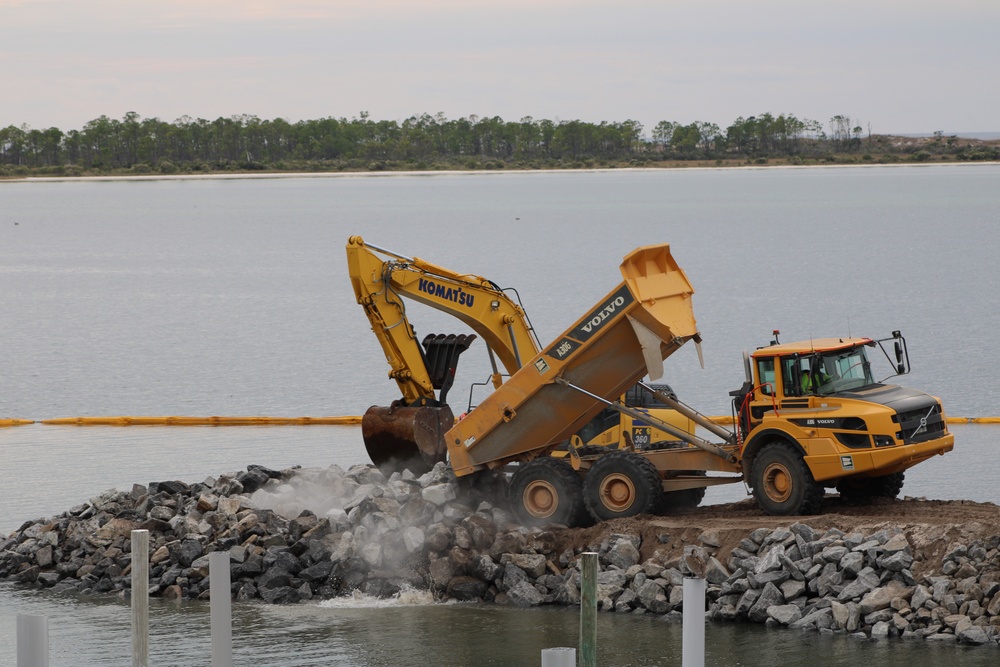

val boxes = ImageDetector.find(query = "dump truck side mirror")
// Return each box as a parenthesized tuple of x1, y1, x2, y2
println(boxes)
(890, 331, 909, 375)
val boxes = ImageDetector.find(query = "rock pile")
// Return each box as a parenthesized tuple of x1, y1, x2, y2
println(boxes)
(2, 462, 1000, 647)
(710, 524, 1000, 644)
(0, 462, 502, 605)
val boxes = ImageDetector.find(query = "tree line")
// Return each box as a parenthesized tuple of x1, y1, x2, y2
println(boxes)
(1, 111, 994, 175)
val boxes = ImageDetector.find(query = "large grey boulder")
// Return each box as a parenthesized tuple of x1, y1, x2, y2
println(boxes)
(507, 580, 545, 607)
(748, 583, 784, 623)
(606, 539, 640, 571)
(421, 484, 457, 507)
(768, 604, 803, 625)
(837, 567, 881, 602)
(505, 553, 547, 579)
(447, 576, 490, 601)
(637, 580, 670, 614)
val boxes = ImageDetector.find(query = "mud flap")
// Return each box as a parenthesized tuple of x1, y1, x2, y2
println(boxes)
(362, 403, 454, 475)
(627, 314, 666, 381)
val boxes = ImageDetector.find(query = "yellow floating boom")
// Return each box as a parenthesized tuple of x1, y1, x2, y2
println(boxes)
(38, 416, 362, 426)
(2, 415, 995, 427)
(0, 419, 35, 427)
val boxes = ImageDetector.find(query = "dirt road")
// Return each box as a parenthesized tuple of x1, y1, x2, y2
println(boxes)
(550, 497, 1000, 577)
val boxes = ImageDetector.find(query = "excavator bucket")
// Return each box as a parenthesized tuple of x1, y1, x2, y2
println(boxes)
(361, 333, 474, 474)
(362, 402, 454, 475)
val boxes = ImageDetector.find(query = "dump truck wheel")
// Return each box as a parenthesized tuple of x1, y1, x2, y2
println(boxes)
(457, 468, 510, 506)
(837, 472, 905, 503)
(659, 487, 706, 511)
(660, 487, 706, 514)
(750, 442, 823, 516)
(872, 471, 905, 498)
(510, 458, 586, 527)
(584, 451, 662, 522)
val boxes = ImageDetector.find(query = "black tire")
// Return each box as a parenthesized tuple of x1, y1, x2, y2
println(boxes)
(660, 487, 706, 511)
(510, 458, 586, 527)
(584, 451, 663, 522)
(750, 442, 823, 516)
(837, 472, 905, 503)
(457, 468, 510, 506)
(576, 446, 614, 457)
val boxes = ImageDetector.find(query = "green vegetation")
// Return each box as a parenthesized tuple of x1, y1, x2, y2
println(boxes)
(1, 111, 997, 177)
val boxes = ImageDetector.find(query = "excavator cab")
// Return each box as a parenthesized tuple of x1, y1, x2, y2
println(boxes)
(573, 383, 691, 451)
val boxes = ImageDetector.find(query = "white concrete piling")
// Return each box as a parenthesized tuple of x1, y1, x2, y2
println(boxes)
(16, 614, 49, 667)
(580, 551, 597, 667)
(541, 647, 576, 667)
(682, 577, 706, 667)
(131, 529, 149, 667)
(210, 551, 233, 667)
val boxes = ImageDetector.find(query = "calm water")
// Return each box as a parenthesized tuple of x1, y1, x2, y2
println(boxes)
(1, 166, 999, 665)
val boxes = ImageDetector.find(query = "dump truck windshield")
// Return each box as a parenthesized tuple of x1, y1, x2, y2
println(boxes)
(812, 347, 875, 394)
(783, 345, 877, 396)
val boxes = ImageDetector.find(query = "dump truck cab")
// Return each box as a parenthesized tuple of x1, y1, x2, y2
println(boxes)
(735, 331, 954, 514)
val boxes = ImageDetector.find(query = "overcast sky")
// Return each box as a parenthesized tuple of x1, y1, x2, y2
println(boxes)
(3, 0, 998, 135)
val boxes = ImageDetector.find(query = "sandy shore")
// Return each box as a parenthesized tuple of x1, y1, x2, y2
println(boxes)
(3, 160, 998, 184)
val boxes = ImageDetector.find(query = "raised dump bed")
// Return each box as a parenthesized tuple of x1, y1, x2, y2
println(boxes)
(445, 244, 699, 476)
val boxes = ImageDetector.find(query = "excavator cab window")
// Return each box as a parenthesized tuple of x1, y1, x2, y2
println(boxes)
(623, 383, 676, 408)
(576, 407, 621, 444)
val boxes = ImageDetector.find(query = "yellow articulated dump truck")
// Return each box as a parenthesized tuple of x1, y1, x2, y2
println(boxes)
(348, 238, 954, 524)
(729, 329, 954, 514)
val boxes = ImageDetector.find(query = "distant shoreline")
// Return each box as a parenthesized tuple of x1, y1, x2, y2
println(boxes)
(4, 160, 999, 184)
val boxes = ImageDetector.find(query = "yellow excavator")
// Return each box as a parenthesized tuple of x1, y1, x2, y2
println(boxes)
(346, 236, 693, 475)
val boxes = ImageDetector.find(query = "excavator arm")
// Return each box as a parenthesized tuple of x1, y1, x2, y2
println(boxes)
(347, 239, 437, 406)
(346, 235, 540, 472)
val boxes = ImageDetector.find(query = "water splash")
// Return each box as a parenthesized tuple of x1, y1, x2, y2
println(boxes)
(318, 585, 451, 609)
